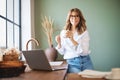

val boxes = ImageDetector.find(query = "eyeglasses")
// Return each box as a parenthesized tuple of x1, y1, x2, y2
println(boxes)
(70, 15, 79, 18)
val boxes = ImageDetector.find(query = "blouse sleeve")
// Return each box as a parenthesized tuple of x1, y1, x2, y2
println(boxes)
(70, 30, 90, 55)
(55, 30, 66, 55)
(69, 40, 82, 55)
(80, 31, 91, 54)
(55, 45, 65, 55)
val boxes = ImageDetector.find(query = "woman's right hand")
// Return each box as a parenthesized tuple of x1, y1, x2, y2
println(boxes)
(55, 35, 61, 44)
(55, 35, 61, 49)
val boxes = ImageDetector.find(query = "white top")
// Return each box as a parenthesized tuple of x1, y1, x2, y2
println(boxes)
(56, 30, 91, 59)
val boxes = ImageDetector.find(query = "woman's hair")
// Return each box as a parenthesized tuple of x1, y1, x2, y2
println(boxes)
(64, 8, 87, 34)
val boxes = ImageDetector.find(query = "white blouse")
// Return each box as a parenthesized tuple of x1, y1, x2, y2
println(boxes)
(56, 30, 91, 59)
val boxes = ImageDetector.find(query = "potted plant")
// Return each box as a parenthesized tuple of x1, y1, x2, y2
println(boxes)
(41, 16, 58, 61)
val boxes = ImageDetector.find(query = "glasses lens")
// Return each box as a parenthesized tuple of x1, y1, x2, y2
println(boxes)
(70, 15, 79, 18)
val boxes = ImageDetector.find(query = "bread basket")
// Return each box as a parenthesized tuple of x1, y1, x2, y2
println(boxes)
(0, 61, 26, 78)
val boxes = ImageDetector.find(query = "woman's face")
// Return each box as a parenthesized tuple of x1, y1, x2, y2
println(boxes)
(70, 11, 80, 27)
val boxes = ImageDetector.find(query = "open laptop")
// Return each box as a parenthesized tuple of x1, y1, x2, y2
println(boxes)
(22, 49, 67, 71)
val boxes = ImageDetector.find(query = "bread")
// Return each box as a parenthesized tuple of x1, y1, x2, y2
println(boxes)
(0, 61, 24, 68)
(3, 48, 20, 61)
(3, 54, 19, 61)
(0, 48, 25, 68)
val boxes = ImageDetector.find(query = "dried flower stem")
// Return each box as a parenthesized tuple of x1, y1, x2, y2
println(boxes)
(41, 16, 54, 47)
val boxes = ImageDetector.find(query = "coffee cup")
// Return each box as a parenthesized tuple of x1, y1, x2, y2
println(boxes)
(111, 68, 120, 79)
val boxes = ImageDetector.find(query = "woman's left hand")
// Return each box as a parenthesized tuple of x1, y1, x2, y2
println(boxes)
(66, 30, 78, 46)
(65, 30, 73, 38)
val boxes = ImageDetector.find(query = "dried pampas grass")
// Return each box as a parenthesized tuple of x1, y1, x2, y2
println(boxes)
(41, 16, 54, 47)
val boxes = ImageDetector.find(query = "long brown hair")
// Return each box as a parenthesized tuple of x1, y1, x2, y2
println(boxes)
(64, 8, 87, 34)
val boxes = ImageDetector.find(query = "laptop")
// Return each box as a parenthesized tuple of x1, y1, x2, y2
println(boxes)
(22, 49, 67, 71)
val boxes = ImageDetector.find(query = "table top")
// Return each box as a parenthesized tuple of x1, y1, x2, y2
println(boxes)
(66, 73, 107, 80)
(0, 61, 68, 80)
(0, 70, 67, 80)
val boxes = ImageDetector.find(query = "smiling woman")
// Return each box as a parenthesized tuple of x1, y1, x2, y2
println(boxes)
(55, 8, 93, 73)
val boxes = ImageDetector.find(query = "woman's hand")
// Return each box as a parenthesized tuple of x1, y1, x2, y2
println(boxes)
(55, 35, 61, 43)
(65, 30, 73, 38)
(65, 30, 78, 46)
(55, 35, 61, 49)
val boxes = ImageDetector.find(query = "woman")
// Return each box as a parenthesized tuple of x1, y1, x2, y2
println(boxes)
(55, 8, 93, 73)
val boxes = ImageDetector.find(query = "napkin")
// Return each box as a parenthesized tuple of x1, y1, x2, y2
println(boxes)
(78, 69, 111, 78)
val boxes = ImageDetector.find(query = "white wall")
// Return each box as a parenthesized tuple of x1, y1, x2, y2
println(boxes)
(21, 0, 35, 50)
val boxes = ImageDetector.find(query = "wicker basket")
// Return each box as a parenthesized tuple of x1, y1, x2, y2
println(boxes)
(0, 61, 26, 78)
(0, 65, 26, 78)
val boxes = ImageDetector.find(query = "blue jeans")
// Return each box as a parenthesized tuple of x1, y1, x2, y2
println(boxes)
(66, 55, 94, 73)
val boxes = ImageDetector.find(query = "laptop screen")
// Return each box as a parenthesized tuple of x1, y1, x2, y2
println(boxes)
(22, 50, 52, 70)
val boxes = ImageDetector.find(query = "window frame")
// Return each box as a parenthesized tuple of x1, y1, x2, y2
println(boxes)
(0, 0, 22, 50)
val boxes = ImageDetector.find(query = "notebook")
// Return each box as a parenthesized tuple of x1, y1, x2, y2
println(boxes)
(22, 49, 67, 71)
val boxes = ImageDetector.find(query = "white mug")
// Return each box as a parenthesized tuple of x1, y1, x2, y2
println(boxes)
(111, 68, 120, 79)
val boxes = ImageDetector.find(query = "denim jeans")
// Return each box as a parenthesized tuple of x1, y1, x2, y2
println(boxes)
(66, 55, 94, 73)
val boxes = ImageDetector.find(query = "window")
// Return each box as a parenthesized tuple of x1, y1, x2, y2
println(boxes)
(0, 0, 21, 50)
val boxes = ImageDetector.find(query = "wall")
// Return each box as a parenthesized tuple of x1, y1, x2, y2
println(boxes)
(21, 0, 31, 50)
(34, 0, 120, 71)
